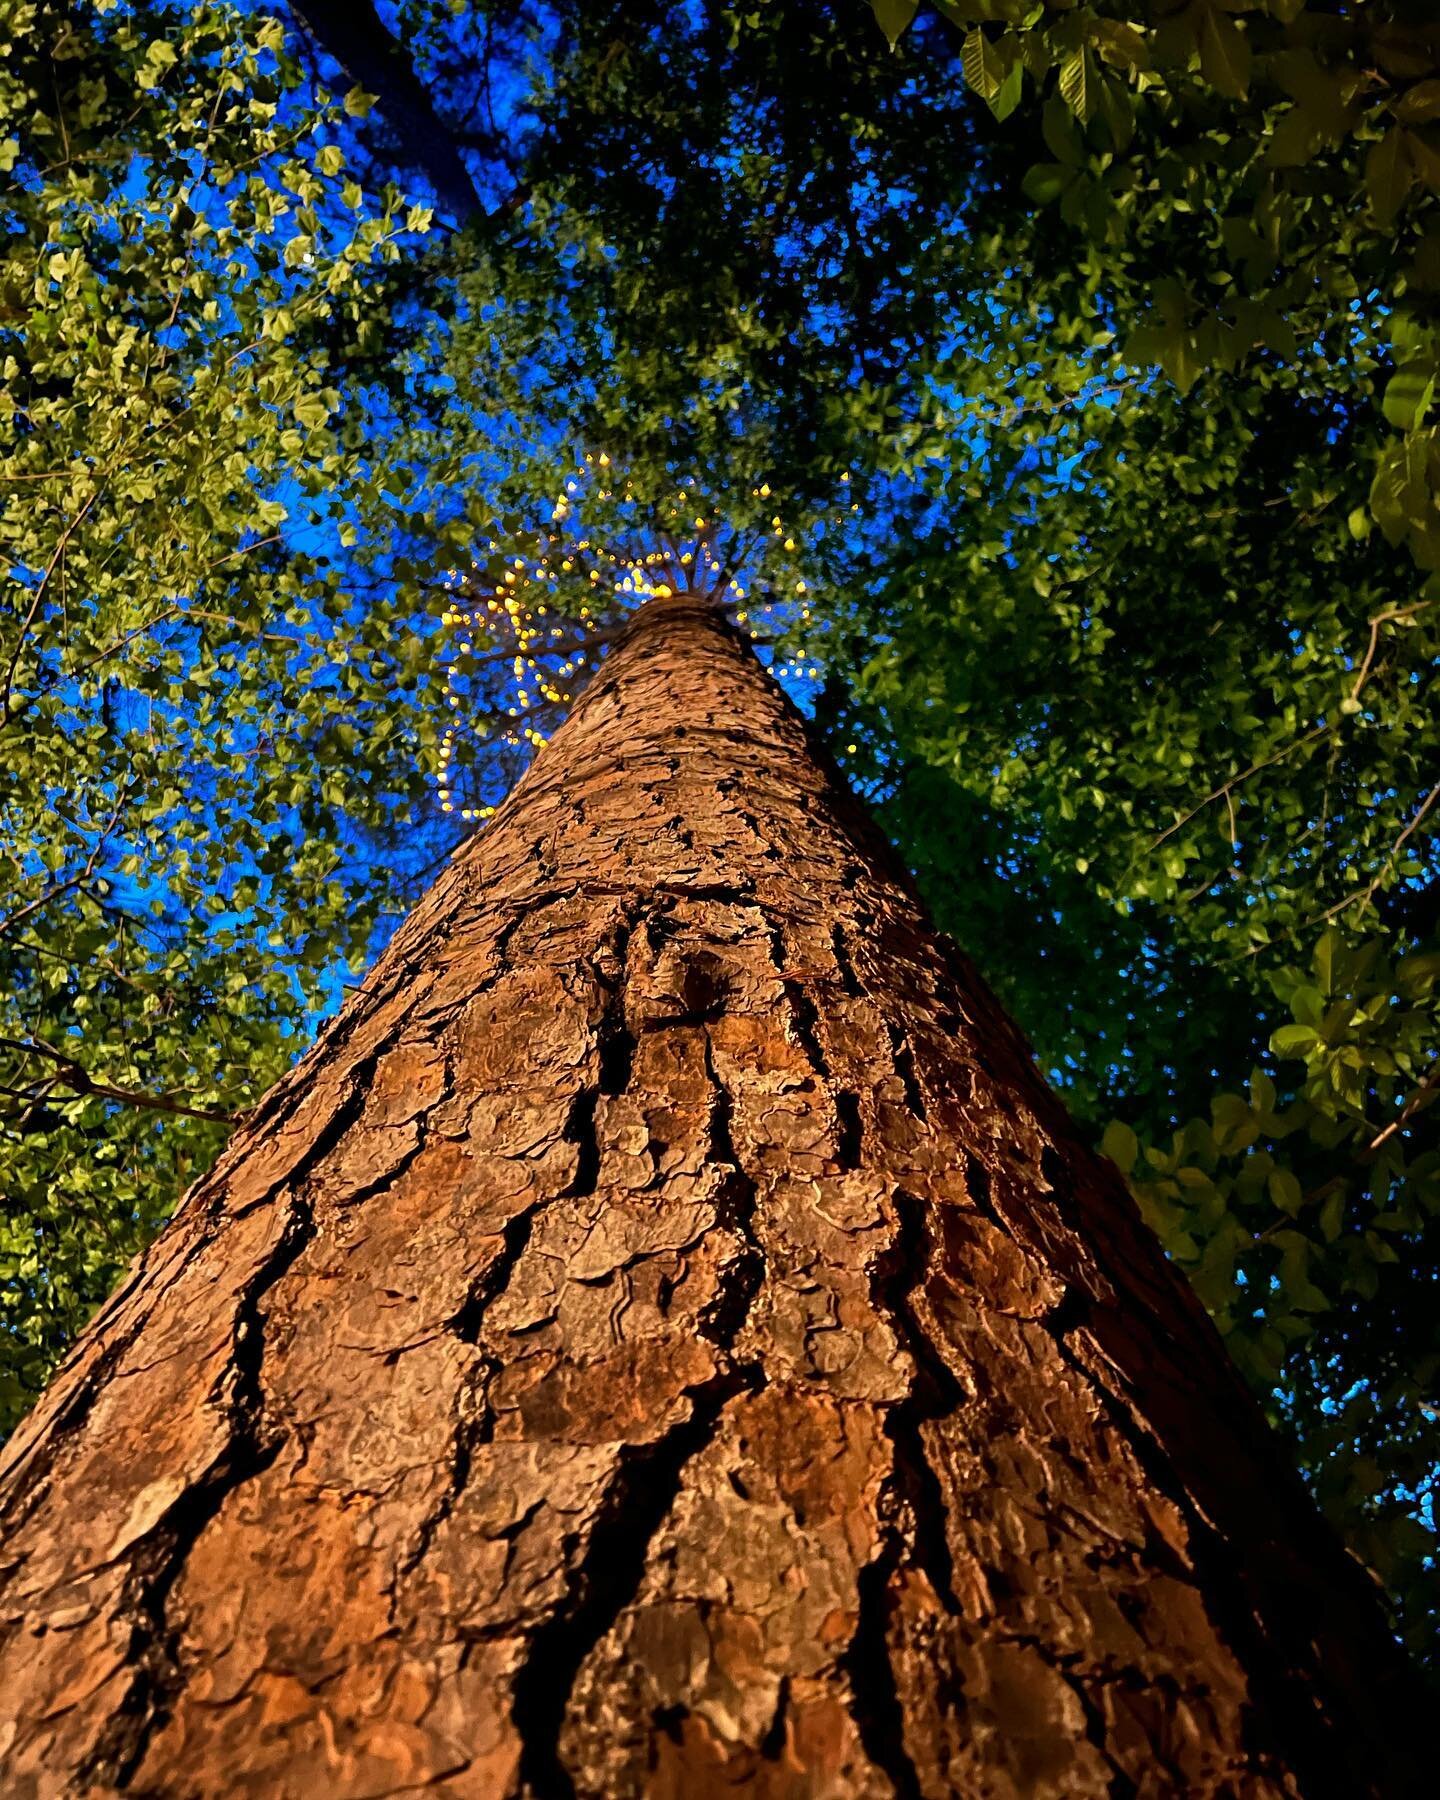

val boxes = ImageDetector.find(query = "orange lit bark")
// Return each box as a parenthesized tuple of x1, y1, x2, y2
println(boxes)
(0, 596, 1421, 1797)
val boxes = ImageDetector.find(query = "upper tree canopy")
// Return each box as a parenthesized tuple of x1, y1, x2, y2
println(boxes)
(1, 0, 1436, 1663)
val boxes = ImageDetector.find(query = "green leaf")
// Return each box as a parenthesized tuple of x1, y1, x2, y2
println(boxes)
(138, 39, 178, 90)
(1271, 1024, 1320, 1058)
(1290, 983, 1324, 1026)
(1313, 930, 1344, 996)
(1267, 107, 1319, 169)
(1367, 127, 1415, 226)
(1269, 1167, 1304, 1217)
(1088, 20, 1150, 73)
(1059, 49, 1097, 127)
(1042, 94, 1084, 166)
(1394, 81, 1440, 126)
(1101, 1119, 1139, 1176)
(991, 59, 1024, 125)
(1022, 162, 1075, 206)
(293, 393, 330, 431)
(871, 0, 919, 50)
(1199, 8, 1250, 101)
(1409, 131, 1440, 194)
(962, 29, 1007, 107)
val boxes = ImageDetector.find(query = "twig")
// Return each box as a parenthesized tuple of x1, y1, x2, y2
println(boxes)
(0, 1035, 238, 1124)
(1148, 722, 1333, 856)
(1363, 1056, 1440, 1162)
(1308, 776, 1440, 927)
(0, 780, 133, 941)
(1, 489, 100, 718)
(1347, 603, 1429, 711)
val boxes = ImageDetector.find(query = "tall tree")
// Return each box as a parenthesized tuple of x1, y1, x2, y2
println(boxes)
(5, 0, 1435, 1691)
(0, 589, 1420, 1795)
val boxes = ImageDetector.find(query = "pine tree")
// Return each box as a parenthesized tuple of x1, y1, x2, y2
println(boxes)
(0, 594, 1420, 1797)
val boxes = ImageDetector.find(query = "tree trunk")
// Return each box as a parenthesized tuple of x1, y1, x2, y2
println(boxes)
(0, 596, 1421, 1797)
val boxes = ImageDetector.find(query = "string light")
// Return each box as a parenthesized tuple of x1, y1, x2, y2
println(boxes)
(428, 455, 853, 824)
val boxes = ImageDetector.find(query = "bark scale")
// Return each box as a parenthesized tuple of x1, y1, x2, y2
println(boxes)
(0, 597, 1421, 1797)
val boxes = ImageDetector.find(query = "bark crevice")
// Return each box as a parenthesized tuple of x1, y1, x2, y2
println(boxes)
(697, 1032, 766, 1353)
(870, 1188, 963, 1618)
(81, 1190, 315, 1788)
(510, 1366, 764, 1800)
(843, 1540, 926, 1800)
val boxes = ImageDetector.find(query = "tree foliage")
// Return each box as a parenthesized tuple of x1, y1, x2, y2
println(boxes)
(856, 0, 1440, 1657)
(0, 0, 445, 1420)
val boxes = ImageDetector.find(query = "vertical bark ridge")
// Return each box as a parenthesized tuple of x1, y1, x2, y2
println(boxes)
(0, 594, 1422, 1798)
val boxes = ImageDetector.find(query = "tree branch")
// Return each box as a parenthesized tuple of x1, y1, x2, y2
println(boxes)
(0, 781, 134, 941)
(287, 0, 485, 223)
(0, 1036, 239, 1125)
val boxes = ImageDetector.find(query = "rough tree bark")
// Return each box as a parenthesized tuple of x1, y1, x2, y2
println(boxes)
(0, 596, 1422, 1797)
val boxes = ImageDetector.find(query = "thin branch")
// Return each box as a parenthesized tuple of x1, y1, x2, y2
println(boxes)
(1309, 777, 1440, 927)
(1363, 1056, 1440, 1162)
(0, 781, 134, 941)
(0, 1036, 239, 1124)
(1, 489, 100, 719)
(1148, 722, 1333, 856)
(1346, 602, 1429, 711)
(63, 561, 288, 685)
(1148, 605, 1431, 871)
